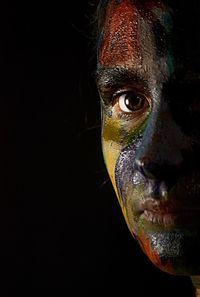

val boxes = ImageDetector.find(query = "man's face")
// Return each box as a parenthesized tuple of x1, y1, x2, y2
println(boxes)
(96, 0, 200, 275)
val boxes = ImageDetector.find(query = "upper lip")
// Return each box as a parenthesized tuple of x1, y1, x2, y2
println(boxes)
(139, 199, 200, 214)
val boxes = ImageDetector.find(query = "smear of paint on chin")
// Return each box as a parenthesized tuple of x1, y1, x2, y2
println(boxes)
(133, 230, 175, 274)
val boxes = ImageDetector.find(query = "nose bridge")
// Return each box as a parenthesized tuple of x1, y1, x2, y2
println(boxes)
(135, 103, 186, 178)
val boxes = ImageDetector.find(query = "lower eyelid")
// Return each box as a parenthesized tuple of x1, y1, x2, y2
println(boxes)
(112, 105, 150, 121)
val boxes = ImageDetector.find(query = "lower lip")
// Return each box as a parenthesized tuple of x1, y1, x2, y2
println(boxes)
(142, 210, 200, 227)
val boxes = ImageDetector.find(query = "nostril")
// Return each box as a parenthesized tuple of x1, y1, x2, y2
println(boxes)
(135, 158, 158, 179)
(146, 180, 168, 199)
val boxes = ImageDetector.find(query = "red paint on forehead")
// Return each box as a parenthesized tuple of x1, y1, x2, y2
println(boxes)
(99, 0, 140, 66)
(98, 0, 169, 66)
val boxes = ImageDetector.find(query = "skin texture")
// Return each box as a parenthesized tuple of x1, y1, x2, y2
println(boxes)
(96, 0, 200, 276)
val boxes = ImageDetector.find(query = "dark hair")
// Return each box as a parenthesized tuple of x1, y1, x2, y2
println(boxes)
(96, 0, 109, 34)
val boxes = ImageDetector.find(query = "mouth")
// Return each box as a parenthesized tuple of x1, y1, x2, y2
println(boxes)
(138, 199, 200, 228)
(143, 210, 179, 226)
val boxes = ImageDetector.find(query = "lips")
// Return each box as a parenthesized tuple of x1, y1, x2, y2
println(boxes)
(143, 210, 178, 226)
(139, 199, 200, 227)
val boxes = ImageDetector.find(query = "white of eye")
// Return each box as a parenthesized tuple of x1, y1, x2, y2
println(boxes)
(118, 94, 133, 113)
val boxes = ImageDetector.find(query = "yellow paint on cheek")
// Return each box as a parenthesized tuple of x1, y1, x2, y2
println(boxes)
(102, 117, 122, 142)
(102, 116, 130, 226)
(103, 138, 130, 226)
(102, 117, 122, 191)
(102, 138, 120, 190)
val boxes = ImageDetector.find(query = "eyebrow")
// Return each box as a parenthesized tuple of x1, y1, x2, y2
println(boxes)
(95, 66, 149, 90)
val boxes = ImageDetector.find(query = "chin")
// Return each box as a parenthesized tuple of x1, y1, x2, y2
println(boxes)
(131, 222, 200, 276)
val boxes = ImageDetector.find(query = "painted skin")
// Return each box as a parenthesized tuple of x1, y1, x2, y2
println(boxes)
(96, 0, 200, 275)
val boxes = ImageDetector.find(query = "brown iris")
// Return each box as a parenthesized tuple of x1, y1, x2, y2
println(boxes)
(114, 91, 149, 114)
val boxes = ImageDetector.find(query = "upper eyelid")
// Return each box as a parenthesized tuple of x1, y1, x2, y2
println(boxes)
(97, 80, 149, 96)
(113, 88, 142, 98)
(99, 86, 151, 106)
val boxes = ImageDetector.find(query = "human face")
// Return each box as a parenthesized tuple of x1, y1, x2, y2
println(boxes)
(96, 0, 200, 275)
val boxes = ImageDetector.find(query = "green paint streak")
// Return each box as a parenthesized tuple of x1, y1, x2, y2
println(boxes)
(160, 12, 175, 76)
(161, 13, 173, 34)
(166, 49, 175, 76)
(126, 118, 149, 145)
(102, 115, 150, 147)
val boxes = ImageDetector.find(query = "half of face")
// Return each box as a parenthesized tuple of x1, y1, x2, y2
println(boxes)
(96, 0, 200, 275)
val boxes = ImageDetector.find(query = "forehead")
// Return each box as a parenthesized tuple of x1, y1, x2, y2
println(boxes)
(98, 0, 200, 70)
(98, 0, 172, 66)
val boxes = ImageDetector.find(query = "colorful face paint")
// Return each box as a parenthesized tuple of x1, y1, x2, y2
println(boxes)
(96, 0, 200, 275)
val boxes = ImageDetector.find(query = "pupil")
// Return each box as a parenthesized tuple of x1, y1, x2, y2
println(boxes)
(125, 94, 141, 110)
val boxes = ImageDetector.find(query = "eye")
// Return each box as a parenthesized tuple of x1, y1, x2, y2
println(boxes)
(115, 91, 149, 113)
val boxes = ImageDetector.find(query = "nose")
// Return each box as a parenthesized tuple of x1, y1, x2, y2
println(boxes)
(135, 105, 188, 183)
(135, 158, 179, 181)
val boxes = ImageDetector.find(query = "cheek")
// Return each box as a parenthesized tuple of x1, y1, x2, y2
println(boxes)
(102, 138, 120, 188)
(101, 120, 122, 201)
(102, 137, 132, 224)
(101, 114, 131, 222)
(101, 114, 122, 186)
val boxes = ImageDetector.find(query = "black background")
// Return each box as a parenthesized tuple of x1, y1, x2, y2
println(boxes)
(0, 1, 196, 296)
